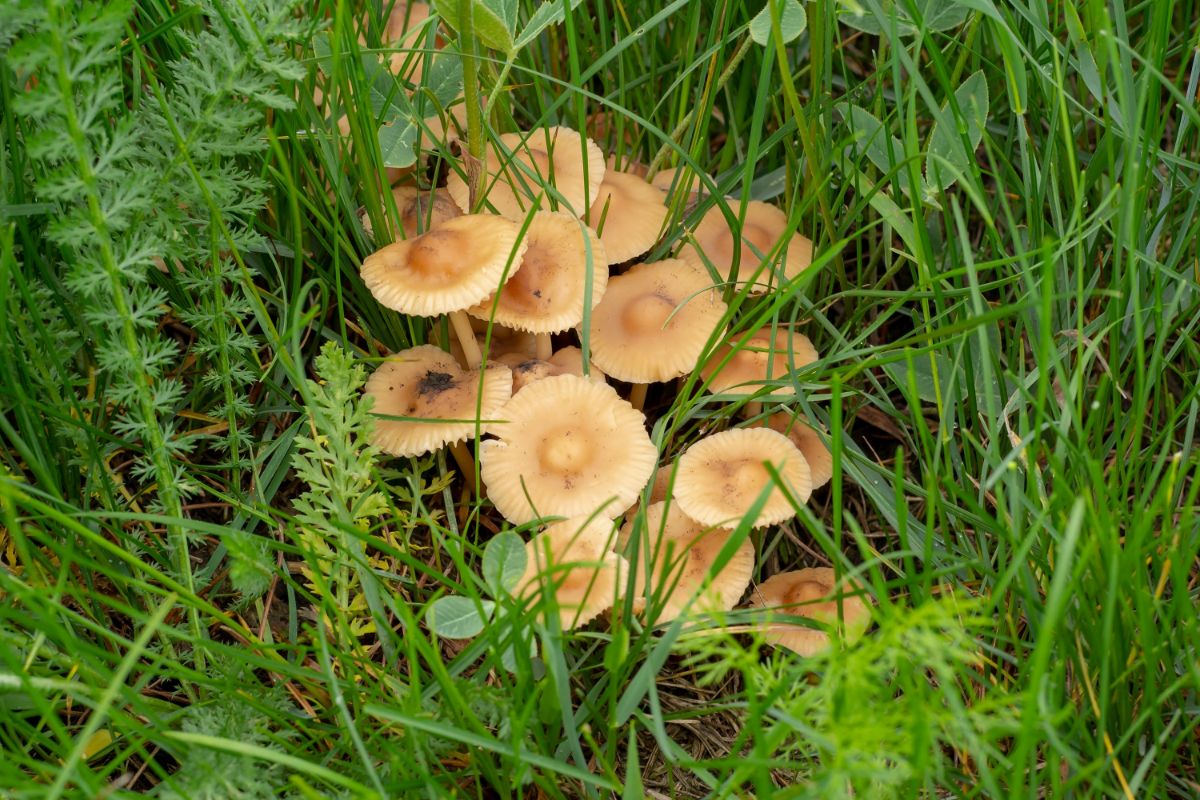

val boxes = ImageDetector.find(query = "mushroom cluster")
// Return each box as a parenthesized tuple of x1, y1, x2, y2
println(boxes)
(346, 7, 864, 646)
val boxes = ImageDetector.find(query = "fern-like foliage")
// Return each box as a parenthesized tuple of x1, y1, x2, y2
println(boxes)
(4, 0, 193, 513)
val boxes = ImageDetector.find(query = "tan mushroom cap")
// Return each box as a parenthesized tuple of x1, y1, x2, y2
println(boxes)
(699, 327, 819, 399)
(436, 319, 537, 366)
(587, 259, 727, 384)
(496, 347, 608, 393)
(466, 212, 608, 333)
(748, 568, 872, 656)
(446, 127, 605, 219)
(479, 374, 658, 524)
(618, 502, 754, 623)
(764, 413, 833, 490)
(586, 171, 669, 264)
(674, 428, 812, 529)
(360, 214, 527, 316)
(362, 186, 461, 240)
(650, 165, 710, 197)
(515, 517, 628, 629)
(379, 2, 439, 78)
(364, 344, 513, 456)
(679, 200, 813, 290)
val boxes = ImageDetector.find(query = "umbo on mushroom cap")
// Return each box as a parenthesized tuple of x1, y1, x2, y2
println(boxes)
(514, 516, 628, 629)
(467, 212, 608, 334)
(364, 344, 513, 456)
(587, 259, 728, 384)
(699, 326, 819, 400)
(679, 200, 813, 291)
(587, 170, 669, 264)
(362, 185, 461, 240)
(360, 214, 527, 316)
(764, 412, 833, 490)
(674, 427, 812, 529)
(618, 501, 754, 624)
(446, 126, 605, 220)
(479, 374, 658, 524)
(748, 567, 872, 656)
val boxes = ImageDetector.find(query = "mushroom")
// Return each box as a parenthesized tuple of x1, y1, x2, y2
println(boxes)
(586, 259, 727, 409)
(618, 501, 754, 624)
(762, 412, 834, 490)
(479, 374, 657, 524)
(466, 212, 607, 359)
(446, 127, 605, 219)
(496, 347, 608, 394)
(673, 427, 811, 529)
(678, 200, 812, 292)
(699, 325, 819, 417)
(514, 516, 628, 629)
(586, 170, 669, 265)
(360, 214, 528, 367)
(362, 185, 461, 240)
(364, 344, 512, 480)
(748, 568, 871, 656)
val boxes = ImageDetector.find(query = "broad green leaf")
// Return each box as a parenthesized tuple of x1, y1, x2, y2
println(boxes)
(838, 0, 971, 36)
(749, 0, 807, 46)
(426, 595, 493, 638)
(883, 351, 956, 405)
(514, 0, 584, 50)
(841, 102, 913, 196)
(924, 70, 989, 192)
(435, 0, 514, 52)
(482, 531, 527, 595)
(377, 118, 418, 168)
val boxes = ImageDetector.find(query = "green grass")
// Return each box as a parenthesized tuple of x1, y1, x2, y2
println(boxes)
(2, 0, 1199, 797)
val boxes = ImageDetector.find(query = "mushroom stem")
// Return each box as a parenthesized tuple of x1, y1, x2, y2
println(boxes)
(449, 310, 483, 367)
(629, 383, 648, 410)
(535, 333, 553, 361)
(449, 440, 478, 493)
(744, 401, 763, 419)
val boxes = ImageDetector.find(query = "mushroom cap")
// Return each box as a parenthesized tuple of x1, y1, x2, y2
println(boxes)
(380, 2, 440, 78)
(748, 567, 872, 656)
(678, 200, 813, 291)
(479, 374, 658, 524)
(363, 185, 461, 240)
(618, 502, 754, 623)
(364, 344, 513, 456)
(360, 214, 527, 316)
(586, 170, 669, 264)
(446, 127, 606, 220)
(466, 212, 608, 333)
(674, 428, 812, 528)
(764, 412, 833, 490)
(496, 347, 608, 394)
(699, 326, 819, 399)
(435, 318, 538, 367)
(514, 516, 628, 629)
(650, 165, 710, 197)
(587, 259, 728, 384)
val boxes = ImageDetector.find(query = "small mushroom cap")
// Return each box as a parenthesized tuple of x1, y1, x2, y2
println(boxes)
(362, 185, 461, 240)
(748, 567, 872, 656)
(674, 428, 812, 528)
(587, 259, 728, 384)
(699, 326, 819, 399)
(479, 374, 658, 524)
(466, 212, 608, 333)
(446, 127, 606, 220)
(360, 215, 527, 316)
(364, 344, 513, 456)
(496, 347, 608, 394)
(618, 502, 754, 623)
(650, 165, 710, 197)
(586, 170, 669, 264)
(514, 516, 628, 629)
(435, 318, 538, 367)
(764, 412, 833, 490)
(678, 200, 813, 291)
(379, 2, 440, 78)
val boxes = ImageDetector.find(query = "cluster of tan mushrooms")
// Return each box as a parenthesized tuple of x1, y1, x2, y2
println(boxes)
(352, 4, 871, 656)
